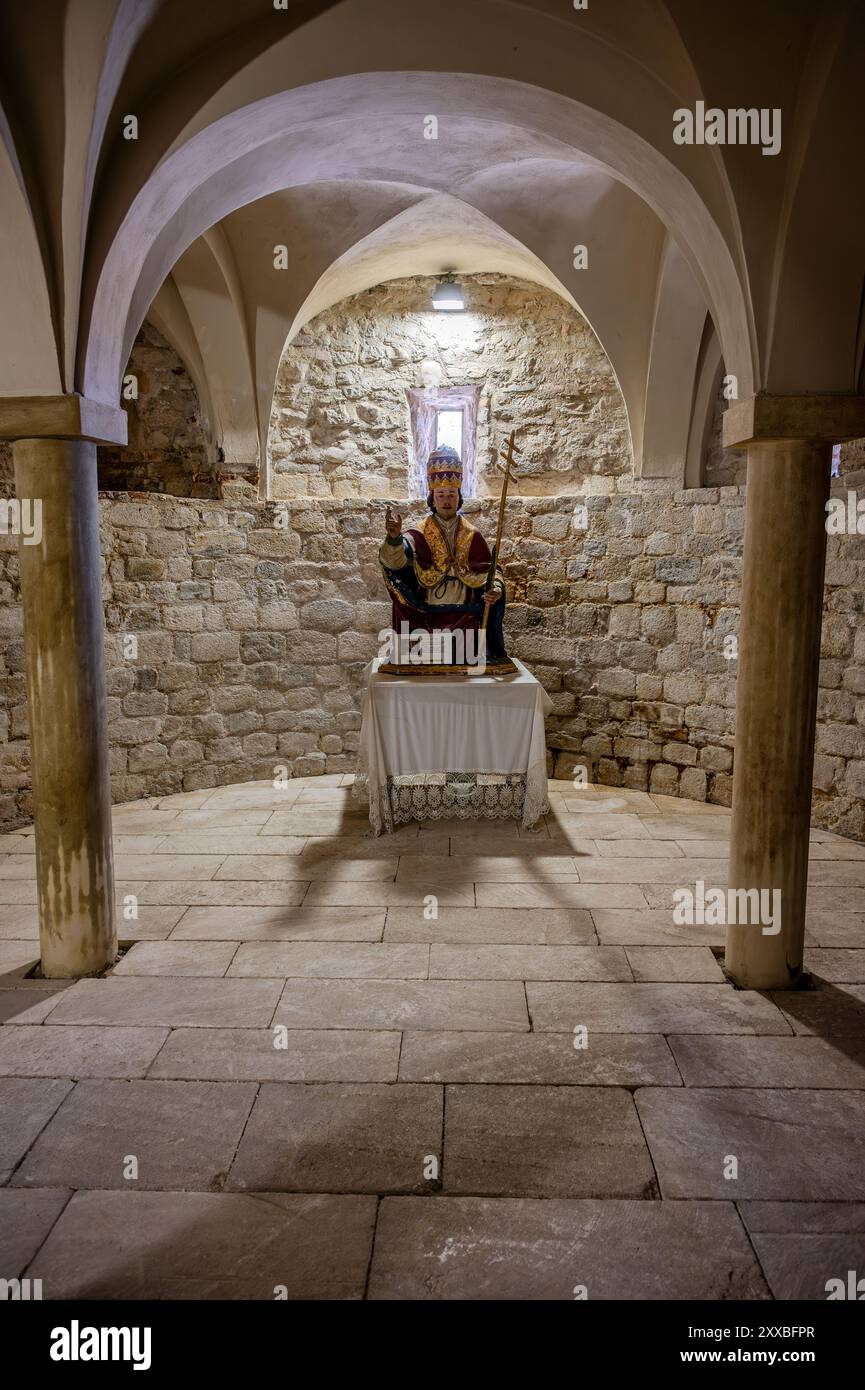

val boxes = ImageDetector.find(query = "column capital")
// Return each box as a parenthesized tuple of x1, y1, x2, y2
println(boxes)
(0, 394, 127, 446)
(722, 392, 865, 448)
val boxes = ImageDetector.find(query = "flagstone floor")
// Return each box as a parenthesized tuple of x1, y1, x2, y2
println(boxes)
(1, 777, 865, 1300)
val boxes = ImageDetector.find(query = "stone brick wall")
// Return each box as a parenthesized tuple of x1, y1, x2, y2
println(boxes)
(518, 482, 742, 806)
(0, 322, 221, 499)
(2, 482, 865, 840)
(98, 322, 217, 496)
(268, 274, 631, 499)
(3, 284, 865, 838)
(704, 382, 746, 486)
(0, 440, 13, 492)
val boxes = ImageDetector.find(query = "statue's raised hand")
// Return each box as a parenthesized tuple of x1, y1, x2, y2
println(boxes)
(385, 506, 403, 538)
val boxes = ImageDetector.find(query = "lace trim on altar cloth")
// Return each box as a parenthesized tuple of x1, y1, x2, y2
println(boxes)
(352, 769, 550, 835)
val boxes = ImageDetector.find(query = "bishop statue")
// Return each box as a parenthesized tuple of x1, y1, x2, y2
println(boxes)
(378, 445, 509, 664)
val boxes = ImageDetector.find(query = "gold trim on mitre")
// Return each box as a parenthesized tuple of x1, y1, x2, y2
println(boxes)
(426, 447, 463, 490)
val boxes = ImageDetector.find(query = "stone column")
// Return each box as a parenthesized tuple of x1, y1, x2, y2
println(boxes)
(722, 393, 865, 989)
(13, 440, 116, 976)
(0, 395, 127, 978)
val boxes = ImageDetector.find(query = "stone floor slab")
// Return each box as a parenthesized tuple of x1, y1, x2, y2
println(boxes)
(672, 839, 729, 858)
(546, 813, 651, 839)
(12, 1079, 257, 1191)
(526, 982, 791, 1034)
(592, 908, 725, 947)
(274, 979, 529, 1031)
(294, 787, 353, 804)
(228, 942, 428, 978)
(649, 795, 731, 818)
(476, 883, 647, 910)
(443, 1085, 654, 1198)
(0, 883, 40, 903)
(639, 816, 734, 840)
(576, 857, 726, 883)
(154, 834, 306, 858)
(444, 831, 568, 856)
(398, 1032, 680, 1086)
(0, 829, 28, 846)
(737, 1200, 865, 1233)
(769, 986, 865, 1036)
(396, 855, 580, 881)
(384, 907, 596, 944)
(749, 1233, 865, 1300)
(171, 906, 385, 941)
(111, 942, 238, 976)
(301, 830, 451, 860)
(26, 1189, 376, 1298)
(668, 1035, 865, 1088)
(368, 1197, 768, 1300)
(808, 836, 865, 859)
(805, 887, 865, 916)
(113, 854, 227, 880)
(117, 907, 190, 941)
(129, 881, 308, 907)
(416, 817, 521, 837)
(0, 985, 70, 1025)
(44, 977, 283, 1028)
(304, 882, 475, 907)
(0, 1079, 73, 1183)
(143, 790, 210, 811)
(636, 1087, 865, 1199)
(593, 838, 684, 858)
(805, 949, 865, 981)
(625, 946, 726, 982)
(216, 855, 397, 881)
(108, 811, 182, 834)
(428, 944, 630, 980)
(261, 812, 371, 838)
(205, 779, 318, 803)
(639, 884, 731, 912)
(170, 808, 273, 828)
(148, 1028, 401, 1082)
(0, 941, 39, 972)
(0, 1188, 70, 1277)
(804, 910, 865, 947)
(808, 861, 865, 885)
(572, 791, 661, 814)
(5, 774, 865, 1301)
(0, 856, 36, 879)
(229, 1082, 442, 1194)
(0, 876, 154, 912)
(0, 1025, 169, 1078)
(0, 905, 39, 937)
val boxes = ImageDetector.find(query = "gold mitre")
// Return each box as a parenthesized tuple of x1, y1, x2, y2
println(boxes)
(427, 445, 463, 489)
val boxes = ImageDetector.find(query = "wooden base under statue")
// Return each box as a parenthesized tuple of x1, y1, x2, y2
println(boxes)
(378, 658, 518, 677)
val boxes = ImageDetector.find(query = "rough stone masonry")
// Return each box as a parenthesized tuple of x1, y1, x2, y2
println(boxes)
(0, 274, 864, 842)
(0, 479, 861, 842)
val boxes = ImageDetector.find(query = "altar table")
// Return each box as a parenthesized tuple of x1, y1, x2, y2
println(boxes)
(354, 657, 553, 834)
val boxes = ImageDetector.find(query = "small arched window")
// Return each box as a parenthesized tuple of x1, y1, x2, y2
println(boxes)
(407, 386, 480, 497)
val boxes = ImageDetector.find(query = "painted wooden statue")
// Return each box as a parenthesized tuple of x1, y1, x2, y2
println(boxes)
(378, 441, 516, 669)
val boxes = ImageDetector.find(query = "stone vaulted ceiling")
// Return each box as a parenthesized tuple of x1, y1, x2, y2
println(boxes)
(0, 0, 863, 488)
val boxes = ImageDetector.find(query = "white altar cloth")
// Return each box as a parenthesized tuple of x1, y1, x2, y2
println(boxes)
(354, 657, 553, 834)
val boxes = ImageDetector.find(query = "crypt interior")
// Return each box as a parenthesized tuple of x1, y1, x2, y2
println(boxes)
(1, 0, 865, 1302)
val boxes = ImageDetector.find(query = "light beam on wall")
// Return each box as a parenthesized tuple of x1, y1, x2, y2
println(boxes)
(432, 273, 466, 312)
